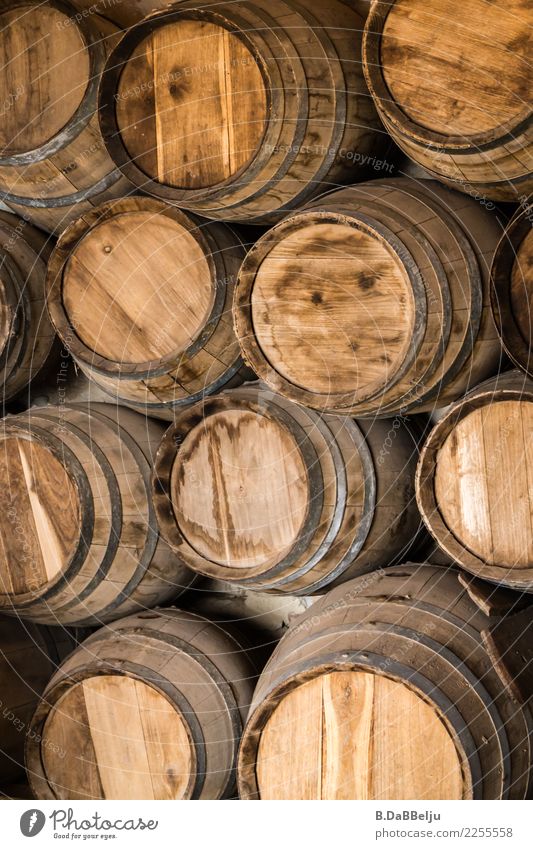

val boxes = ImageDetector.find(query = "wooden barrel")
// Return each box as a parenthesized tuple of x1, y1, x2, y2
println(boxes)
(238, 563, 533, 800)
(0, 403, 196, 625)
(0, 616, 79, 783)
(46, 196, 250, 419)
(417, 370, 533, 591)
(0, 212, 58, 405)
(0, 0, 131, 235)
(363, 1, 532, 201)
(98, 0, 384, 223)
(234, 178, 503, 417)
(27, 608, 258, 799)
(152, 382, 423, 594)
(491, 203, 533, 377)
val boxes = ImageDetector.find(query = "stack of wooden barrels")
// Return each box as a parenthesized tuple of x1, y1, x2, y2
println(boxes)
(0, 0, 531, 802)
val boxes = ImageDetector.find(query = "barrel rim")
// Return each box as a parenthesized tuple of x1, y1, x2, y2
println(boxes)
(416, 377, 533, 585)
(234, 207, 427, 411)
(0, 0, 109, 166)
(26, 662, 201, 801)
(491, 204, 533, 378)
(0, 419, 92, 605)
(152, 393, 326, 577)
(98, 5, 273, 201)
(45, 195, 229, 378)
(238, 654, 476, 801)
(363, 0, 533, 153)
(0, 168, 128, 209)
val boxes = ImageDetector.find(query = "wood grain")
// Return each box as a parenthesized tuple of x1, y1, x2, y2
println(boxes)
(0, 437, 80, 595)
(116, 20, 267, 188)
(42, 676, 193, 800)
(256, 671, 464, 800)
(0, 5, 89, 154)
(381, 0, 530, 136)
(364, 0, 533, 200)
(29, 608, 257, 800)
(251, 221, 413, 396)
(171, 409, 309, 569)
(435, 400, 533, 567)
(62, 211, 213, 363)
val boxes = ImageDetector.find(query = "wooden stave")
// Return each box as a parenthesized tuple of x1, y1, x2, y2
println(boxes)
(244, 611, 521, 799)
(45, 196, 248, 416)
(362, 1, 533, 201)
(0, 403, 195, 625)
(249, 412, 422, 595)
(315, 179, 502, 414)
(234, 203, 434, 412)
(153, 391, 333, 582)
(234, 178, 502, 416)
(215, 394, 373, 593)
(0, 214, 58, 401)
(26, 609, 257, 800)
(491, 203, 533, 378)
(152, 384, 422, 594)
(0, 616, 79, 783)
(238, 564, 532, 800)
(98, 0, 383, 223)
(416, 371, 533, 589)
(0, 1, 130, 235)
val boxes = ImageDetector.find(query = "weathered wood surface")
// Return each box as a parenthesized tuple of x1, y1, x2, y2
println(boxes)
(417, 371, 533, 590)
(98, 0, 384, 222)
(238, 563, 533, 800)
(234, 178, 503, 416)
(0, 0, 130, 234)
(0, 403, 196, 625)
(153, 382, 423, 594)
(27, 608, 258, 800)
(46, 196, 248, 418)
(363, 0, 533, 200)
(256, 670, 464, 800)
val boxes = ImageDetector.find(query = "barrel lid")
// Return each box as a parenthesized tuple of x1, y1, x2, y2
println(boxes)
(238, 213, 416, 408)
(253, 670, 465, 799)
(57, 206, 216, 370)
(169, 405, 311, 570)
(373, 0, 531, 144)
(434, 398, 533, 569)
(113, 15, 268, 190)
(0, 435, 81, 595)
(0, 2, 90, 157)
(41, 674, 195, 800)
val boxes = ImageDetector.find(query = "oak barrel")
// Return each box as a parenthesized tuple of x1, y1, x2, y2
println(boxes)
(27, 608, 258, 799)
(238, 563, 533, 800)
(0, 0, 130, 235)
(46, 196, 250, 418)
(491, 202, 533, 377)
(417, 370, 533, 591)
(0, 212, 58, 404)
(234, 178, 503, 416)
(0, 616, 79, 783)
(98, 0, 384, 223)
(0, 403, 195, 625)
(363, 0, 533, 201)
(152, 383, 423, 594)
